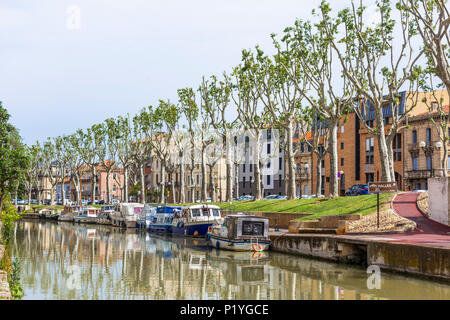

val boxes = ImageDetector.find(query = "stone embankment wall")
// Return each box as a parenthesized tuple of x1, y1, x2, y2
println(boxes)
(270, 233, 450, 282)
(221, 211, 310, 229)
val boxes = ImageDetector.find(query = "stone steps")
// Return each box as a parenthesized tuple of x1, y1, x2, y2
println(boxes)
(292, 214, 362, 235)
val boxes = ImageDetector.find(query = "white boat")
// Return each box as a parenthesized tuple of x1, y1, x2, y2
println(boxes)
(73, 207, 100, 224)
(111, 203, 144, 228)
(207, 214, 271, 251)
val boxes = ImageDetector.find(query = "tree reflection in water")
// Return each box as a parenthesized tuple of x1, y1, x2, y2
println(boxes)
(10, 221, 450, 300)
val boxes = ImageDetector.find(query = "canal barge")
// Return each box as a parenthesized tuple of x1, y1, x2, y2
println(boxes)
(148, 206, 182, 233)
(207, 214, 271, 252)
(96, 204, 117, 225)
(172, 205, 223, 237)
(73, 207, 100, 224)
(137, 203, 157, 229)
(58, 205, 85, 222)
(111, 203, 144, 228)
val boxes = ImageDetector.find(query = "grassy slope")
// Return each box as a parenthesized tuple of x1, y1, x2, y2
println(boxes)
(175, 193, 395, 221)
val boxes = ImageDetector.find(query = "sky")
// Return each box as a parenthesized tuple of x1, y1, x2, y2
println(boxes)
(1, 0, 377, 145)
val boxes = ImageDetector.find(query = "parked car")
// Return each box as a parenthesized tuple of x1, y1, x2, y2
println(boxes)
(236, 195, 254, 201)
(111, 199, 120, 204)
(43, 199, 51, 205)
(264, 195, 278, 199)
(95, 200, 105, 205)
(275, 195, 287, 200)
(345, 184, 370, 196)
(30, 199, 38, 205)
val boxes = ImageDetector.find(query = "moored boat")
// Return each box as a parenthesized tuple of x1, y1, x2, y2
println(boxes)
(73, 207, 100, 224)
(58, 205, 85, 222)
(207, 214, 271, 251)
(111, 203, 144, 228)
(137, 204, 156, 229)
(172, 205, 223, 237)
(148, 206, 182, 233)
(96, 204, 117, 225)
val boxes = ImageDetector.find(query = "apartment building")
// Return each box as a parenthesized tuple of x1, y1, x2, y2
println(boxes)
(404, 104, 450, 191)
(311, 89, 449, 196)
(239, 129, 286, 197)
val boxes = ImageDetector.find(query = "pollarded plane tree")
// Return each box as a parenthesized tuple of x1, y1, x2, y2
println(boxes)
(143, 100, 180, 204)
(274, 14, 355, 198)
(40, 139, 59, 206)
(54, 136, 70, 205)
(109, 115, 133, 203)
(178, 87, 199, 203)
(323, 0, 423, 182)
(241, 46, 305, 200)
(198, 77, 218, 202)
(131, 111, 153, 204)
(202, 73, 237, 202)
(296, 107, 330, 197)
(23, 144, 40, 207)
(63, 134, 85, 204)
(231, 57, 270, 201)
(104, 117, 121, 204)
(171, 125, 191, 204)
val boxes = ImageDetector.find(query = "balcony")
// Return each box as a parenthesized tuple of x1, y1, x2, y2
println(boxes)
(405, 170, 431, 180)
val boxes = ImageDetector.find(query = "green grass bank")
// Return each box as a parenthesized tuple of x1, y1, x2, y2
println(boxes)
(176, 193, 395, 221)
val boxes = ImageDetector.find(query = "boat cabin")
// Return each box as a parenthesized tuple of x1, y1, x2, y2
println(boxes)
(220, 214, 269, 240)
(177, 205, 221, 222)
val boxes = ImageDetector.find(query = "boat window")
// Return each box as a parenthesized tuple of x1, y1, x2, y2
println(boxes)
(242, 221, 264, 236)
(212, 209, 220, 217)
(191, 209, 201, 217)
(201, 208, 209, 217)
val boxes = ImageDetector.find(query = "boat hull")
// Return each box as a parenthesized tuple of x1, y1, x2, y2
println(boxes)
(148, 224, 172, 233)
(172, 222, 212, 237)
(73, 217, 97, 224)
(209, 235, 270, 251)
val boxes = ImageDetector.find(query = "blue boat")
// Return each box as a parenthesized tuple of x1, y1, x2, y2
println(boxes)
(171, 205, 223, 237)
(148, 206, 182, 233)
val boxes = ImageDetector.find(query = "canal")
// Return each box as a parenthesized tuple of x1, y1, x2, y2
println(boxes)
(9, 221, 450, 300)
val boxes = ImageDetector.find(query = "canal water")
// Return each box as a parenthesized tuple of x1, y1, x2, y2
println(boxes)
(10, 221, 450, 300)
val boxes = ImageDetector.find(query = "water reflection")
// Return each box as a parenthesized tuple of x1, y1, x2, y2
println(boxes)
(10, 221, 450, 300)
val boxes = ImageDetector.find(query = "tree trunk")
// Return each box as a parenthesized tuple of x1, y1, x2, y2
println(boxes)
(179, 162, 185, 203)
(316, 156, 323, 197)
(140, 164, 146, 204)
(61, 179, 65, 205)
(253, 131, 262, 200)
(328, 118, 339, 199)
(201, 150, 207, 202)
(124, 166, 129, 203)
(285, 123, 296, 200)
(209, 165, 216, 202)
(170, 172, 175, 204)
(106, 170, 111, 204)
(234, 163, 239, 199)
(375, 107, 393, 182)
(189, 167, 195, 203)
(50, 186, 55, 205)
(225, 146, 233, 202)
(91, 168, 96, 204)
(443, 142, 449, 177)
(28, 189, 32, 207)
(159, 161, 166, 204)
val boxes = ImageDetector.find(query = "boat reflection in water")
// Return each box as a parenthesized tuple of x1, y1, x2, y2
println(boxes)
(10, 221, 450, 300)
